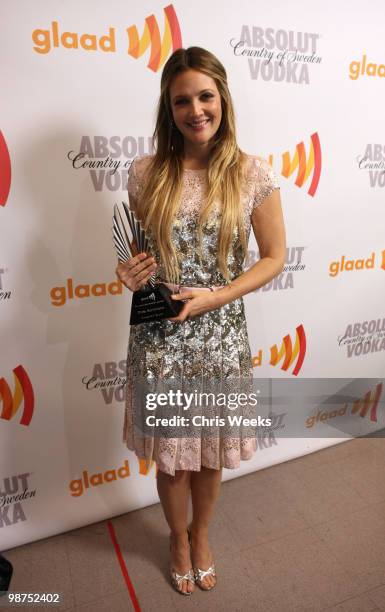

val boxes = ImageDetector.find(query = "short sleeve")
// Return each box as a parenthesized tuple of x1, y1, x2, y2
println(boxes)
(127, 158, 140, 200)
(252, 157, 280, 211)
(127, 155, 152, 212)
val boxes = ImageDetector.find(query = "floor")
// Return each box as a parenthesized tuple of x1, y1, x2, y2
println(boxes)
(2, 437, 385, 611)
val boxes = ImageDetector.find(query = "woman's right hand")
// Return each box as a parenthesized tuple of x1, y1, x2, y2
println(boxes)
(115, 253, 157, 291)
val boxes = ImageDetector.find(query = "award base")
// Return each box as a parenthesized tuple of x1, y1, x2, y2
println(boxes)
(130, 283, 184, 325)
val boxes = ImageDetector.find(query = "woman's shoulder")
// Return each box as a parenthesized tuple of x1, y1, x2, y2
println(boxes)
(242, 152, 279, 186)
(129, 154, 154, 177)
(239, 153, 280, 211)
(127, 155, 154, 197)
(243, 152, 273, 174)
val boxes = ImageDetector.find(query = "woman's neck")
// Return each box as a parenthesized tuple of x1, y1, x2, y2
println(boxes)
(182, 142, 212, 169)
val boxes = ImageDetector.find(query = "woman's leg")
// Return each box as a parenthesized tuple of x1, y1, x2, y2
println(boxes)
(190, 466, 222, 588)
(156, 468, 194, 594)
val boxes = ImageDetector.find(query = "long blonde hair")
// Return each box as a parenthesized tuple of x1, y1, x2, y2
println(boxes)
(138, 46, 248, 283)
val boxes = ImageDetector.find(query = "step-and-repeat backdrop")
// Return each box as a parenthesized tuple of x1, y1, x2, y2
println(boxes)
(1, 1, 385, 549)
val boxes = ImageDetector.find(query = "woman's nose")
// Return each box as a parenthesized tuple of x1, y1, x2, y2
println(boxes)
(190, 99, 204, 117)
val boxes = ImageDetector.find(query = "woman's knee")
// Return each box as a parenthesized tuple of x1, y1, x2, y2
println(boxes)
(198, 466, 222, 476)
(157, 469, 190, 483)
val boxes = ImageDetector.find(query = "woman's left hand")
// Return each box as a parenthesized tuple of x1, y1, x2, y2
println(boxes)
(167, 290, 220, 322)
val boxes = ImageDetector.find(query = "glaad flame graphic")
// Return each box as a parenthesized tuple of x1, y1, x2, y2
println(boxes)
(270, 132, 321, 197)
(138, 458, 157, 475)
(126, 4, 182, 72)
(0, 365, 34, 426)
(270, 325, 306, 376)
(0, 130, 11, 207)
(350, 382, 383, 422)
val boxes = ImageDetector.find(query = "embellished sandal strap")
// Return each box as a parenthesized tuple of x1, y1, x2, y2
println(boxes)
(171, 567, 195, 587)
(194, 565, 216, 581)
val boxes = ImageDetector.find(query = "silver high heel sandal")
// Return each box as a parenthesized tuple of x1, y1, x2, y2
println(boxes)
(187, 525, 217, 591)
(169, 534, 195, 596)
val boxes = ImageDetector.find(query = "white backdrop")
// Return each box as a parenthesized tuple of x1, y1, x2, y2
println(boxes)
(1, 0, 385, 550)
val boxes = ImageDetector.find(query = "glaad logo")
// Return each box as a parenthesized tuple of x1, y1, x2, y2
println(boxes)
(329, 250, 385, 277)
(253, 135, 321, 197)
(350, 382, 382, 422)
(31, 5, 182, 71)
(252, 325, 306, 376)
(0, 131, 11, 207)
(138, 458, 157, 475)
(356, 145, 385, 188)
(305, 382, 383, 427)
(82, 360, 127, 404)
(127, 4, 182, 72)
(338, 317, 385, 358)
(280, 133, 321, 196)
(349, 55, 385, 80)
(230, 26, 322, 84)
(67, 135, 154, 192)
(32, 21, 116, 54)
(69, 460, 130, 497)
(0, 472, 36, 528)
(247, 245, 306, 293)
(50, 278, 123, 306)
(0, 267, 11, 300)
(0, 365, 34, 426)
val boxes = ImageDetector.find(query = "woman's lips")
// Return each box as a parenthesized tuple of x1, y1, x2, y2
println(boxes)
(187, 119, 210, 131)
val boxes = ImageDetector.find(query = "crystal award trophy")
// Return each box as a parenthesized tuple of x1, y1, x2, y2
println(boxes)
(112, 202, 183, 325)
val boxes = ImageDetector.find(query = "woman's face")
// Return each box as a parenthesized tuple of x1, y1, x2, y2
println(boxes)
(169, 69, 222, 150)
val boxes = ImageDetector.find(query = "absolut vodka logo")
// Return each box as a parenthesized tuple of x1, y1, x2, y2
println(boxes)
(357, 144, 385, 187)
(82, 360, 127, 404)
(246, 246, 306, 292)
(230, 26, 322, 83)
(0, 472, 36, 527)
(338, 318, 385, 358)
(67, 136, 154, 191)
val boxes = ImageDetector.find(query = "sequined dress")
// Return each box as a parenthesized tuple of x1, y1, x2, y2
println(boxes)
(123, 154, 280, 475)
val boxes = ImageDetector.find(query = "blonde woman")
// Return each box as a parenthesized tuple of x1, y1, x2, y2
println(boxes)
(116, 46, 286, 596)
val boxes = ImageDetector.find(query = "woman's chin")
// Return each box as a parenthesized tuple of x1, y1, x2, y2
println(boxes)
(184, 132, 216, 146)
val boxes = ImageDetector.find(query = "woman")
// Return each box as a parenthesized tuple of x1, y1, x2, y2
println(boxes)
(116, 46, 286, 596)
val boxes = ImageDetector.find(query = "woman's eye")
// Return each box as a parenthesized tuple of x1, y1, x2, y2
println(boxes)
(174, 94, 213, 105)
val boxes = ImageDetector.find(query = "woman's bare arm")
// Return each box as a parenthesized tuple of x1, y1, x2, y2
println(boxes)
(169, 189, 286, 321)
(214, 188, 286, 306)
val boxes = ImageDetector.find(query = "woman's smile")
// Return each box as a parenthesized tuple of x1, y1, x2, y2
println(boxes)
(187, 118, 211, 131)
